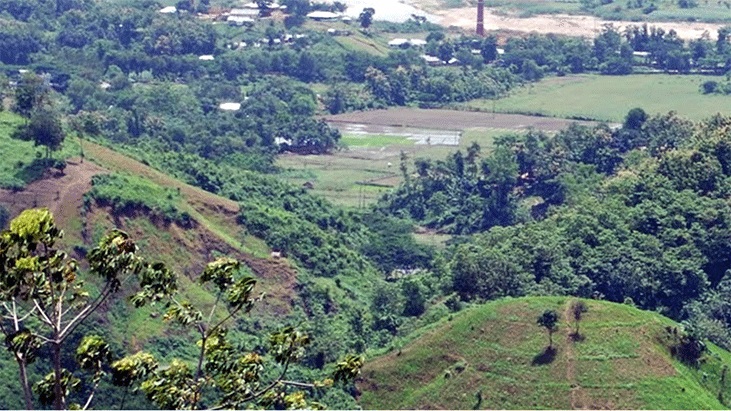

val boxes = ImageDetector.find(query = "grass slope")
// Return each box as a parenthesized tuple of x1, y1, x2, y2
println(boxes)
(463, 74, 731, 122)
(0, 111, 79, 189)
(359, 297, 731, 410)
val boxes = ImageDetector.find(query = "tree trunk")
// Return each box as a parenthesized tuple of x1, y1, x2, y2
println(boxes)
(548, 330, 553, 348)
(53, 342, 64, 410)
(17, 356, 33, 410)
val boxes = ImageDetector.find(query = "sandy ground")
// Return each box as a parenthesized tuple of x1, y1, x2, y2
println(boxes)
(325, 0, 724, 40)
(324, 0, 441, 22)
(438, 7, 724, 40)
(0, 159, 107, 223)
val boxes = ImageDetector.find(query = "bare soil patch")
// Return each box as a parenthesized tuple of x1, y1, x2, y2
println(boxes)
(438, 7, 723, 40)
(0, 144, 297, 316)
(325, 108, 604, 131)
(0, 158, 106, 226)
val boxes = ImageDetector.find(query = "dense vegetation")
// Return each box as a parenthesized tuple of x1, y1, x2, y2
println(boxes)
(380, 110, 731, 353)
(0, 209, 363, 410)
(87, 173, 192, 225)
(6, 0, 731, 408)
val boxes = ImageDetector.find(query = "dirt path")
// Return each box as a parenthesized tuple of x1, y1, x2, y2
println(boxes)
(0, 159, 107, 226)
(563, 301, 583, 409)
(438, 7, 723, 40)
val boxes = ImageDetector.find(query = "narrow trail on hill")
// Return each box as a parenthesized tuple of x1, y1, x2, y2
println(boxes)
(0, 158, 106, 225)
(563, 301, 583, 409)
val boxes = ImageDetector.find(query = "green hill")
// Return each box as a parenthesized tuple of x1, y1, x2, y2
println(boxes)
(359, 297, 731, 409)
(0, 110, 380, 409)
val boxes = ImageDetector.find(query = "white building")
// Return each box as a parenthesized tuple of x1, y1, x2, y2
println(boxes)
(306, 11, 340, 20)
(219, 102, 242, 111)
(227, 15, 255, 26)
(388, 38, 410, 48)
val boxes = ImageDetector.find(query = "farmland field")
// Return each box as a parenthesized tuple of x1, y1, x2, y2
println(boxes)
(461, 74, 731, 122)
(323, 108, 605, 130)
(277, 128, 510, 208)
(277, 109, 602, 208)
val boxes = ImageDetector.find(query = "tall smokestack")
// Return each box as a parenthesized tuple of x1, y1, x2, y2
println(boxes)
(476, 0, 485, 36)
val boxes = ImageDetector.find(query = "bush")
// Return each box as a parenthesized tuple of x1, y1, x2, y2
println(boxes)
(87, 174, 190, 225)
(702, 80, 718, 94)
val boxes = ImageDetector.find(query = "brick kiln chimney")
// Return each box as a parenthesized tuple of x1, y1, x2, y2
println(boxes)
(476, 0, 485, 36)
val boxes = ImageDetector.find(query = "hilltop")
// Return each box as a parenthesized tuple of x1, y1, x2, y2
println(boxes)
(359, 297, 731, 409)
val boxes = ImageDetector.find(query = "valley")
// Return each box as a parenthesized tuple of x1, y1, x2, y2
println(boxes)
(3, 0, 731, 408)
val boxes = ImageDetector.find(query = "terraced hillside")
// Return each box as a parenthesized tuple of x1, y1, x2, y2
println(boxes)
(359, 297, 731, 409)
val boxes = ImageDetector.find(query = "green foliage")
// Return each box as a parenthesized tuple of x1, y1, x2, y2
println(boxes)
(537, 309, 559, 346)
(358, 7, 375, 29)
(87, 174, 191, 225)
(12, 73, 49, 118)
(0, 110, 78, 190)
(570, 299, 589, 334)
(0, 208, 176, 409)
(111, 258, 363, 410)
(0, 210, 364, 409)
(12, 108, 66, 158)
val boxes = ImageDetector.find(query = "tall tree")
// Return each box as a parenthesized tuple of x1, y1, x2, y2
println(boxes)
(13, 73, 49, 118)
(570, 300, 588, 336)
(114, 255, 363, 409)
(27, 109, 65, 158)
(358, 7, 375, 30)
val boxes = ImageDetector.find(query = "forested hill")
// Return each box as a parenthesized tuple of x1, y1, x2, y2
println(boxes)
(377, 111, 731, 356)
(0, 107, 436, 409)
(359, 297, 731, 410)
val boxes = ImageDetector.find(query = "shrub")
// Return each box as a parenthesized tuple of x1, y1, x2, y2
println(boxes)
(702, 81, 718, 94)
(87, 174, 189, 225)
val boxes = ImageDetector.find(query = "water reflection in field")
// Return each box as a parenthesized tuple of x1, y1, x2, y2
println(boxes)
(331, 123, 461, 146)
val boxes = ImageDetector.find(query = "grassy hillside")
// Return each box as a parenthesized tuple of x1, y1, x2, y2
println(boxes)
(462, 74, 731, 122)
(0, 114, 385, 409)
(0, 111, 79, 189)
(359, 297, 731, 409)
(0, 130, 303, 407)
